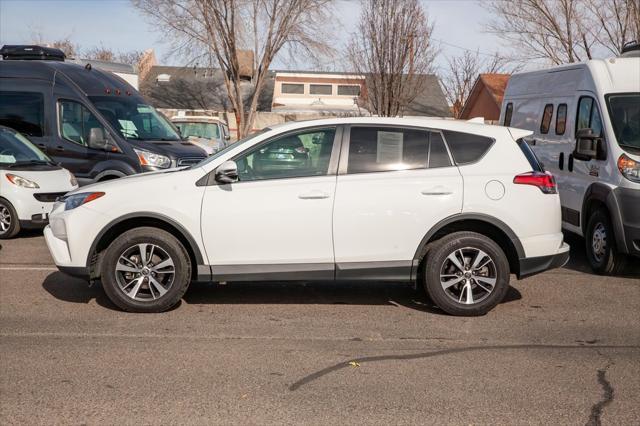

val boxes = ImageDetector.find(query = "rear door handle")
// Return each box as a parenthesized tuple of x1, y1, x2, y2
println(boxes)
(298, 190, 330, 200)
(421, 188, 452, 196)
(55, 146, 65, 152)
(36, 143, 47, 149)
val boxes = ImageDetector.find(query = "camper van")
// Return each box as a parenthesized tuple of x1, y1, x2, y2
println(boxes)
(0, 45, 206, 185)
(500, 42, 640, 275)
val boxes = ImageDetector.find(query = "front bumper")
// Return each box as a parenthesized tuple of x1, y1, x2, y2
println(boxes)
(19, 213, 49, 229)
(518, 242, 570, 279)
(614, 187, 640, 257)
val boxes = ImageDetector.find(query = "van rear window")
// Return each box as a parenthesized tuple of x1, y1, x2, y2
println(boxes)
(516, 138, 544, 172)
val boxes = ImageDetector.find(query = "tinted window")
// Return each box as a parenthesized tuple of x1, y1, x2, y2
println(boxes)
(540, 104, 553, 134)
(235, 128, 335, 181)
(607, 94, 640, 149)
(0, 92, 45, 137)
(281, 84, 304, 94)
(516, 138, 544, 172)
(310, 84, 332, 95)
(347, 127, 435, 173)
(337, 85, 360, 96)
(441, 130, 494, 164)
(555, 104, 567, 135)
(576, 97, 593, 131)
(0, 127, 51, 165)
(428, 132, 452, 168)
(59, 100, 108, 147)
(503, 102, 513, 126)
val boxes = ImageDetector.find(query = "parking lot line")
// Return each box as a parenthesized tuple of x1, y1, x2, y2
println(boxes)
(0, 266, 58, 271)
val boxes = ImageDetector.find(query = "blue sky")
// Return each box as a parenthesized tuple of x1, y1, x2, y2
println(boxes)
(0, 0, 501, 72)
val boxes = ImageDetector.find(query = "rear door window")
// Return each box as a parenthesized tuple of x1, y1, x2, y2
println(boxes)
(503, 103, 513, 126)
(441, 130, 494, 164)
(555, 104, 567, 135)
(346, 127, 451, 174)
(0, 92, 45, 137)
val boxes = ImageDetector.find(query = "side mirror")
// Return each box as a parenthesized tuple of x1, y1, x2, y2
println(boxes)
(214, 160, 238, 184)
(573, 128, 604, 161)
(88, 128, 118, 152)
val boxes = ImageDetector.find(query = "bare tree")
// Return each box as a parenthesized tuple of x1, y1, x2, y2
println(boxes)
(586, 0, 640, 55)
(487, 0, 595, 64)
(488, 0, 640, 64)
(83, 44, 144, 65)
(440, 51, 511, 119)
(30, 32, 79, 58)
(347, 0, 437, 117)
(134, 0, 334, 138)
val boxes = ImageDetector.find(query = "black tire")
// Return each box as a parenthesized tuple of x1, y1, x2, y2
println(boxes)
(423, 231, 510, 316)
(585, 208, 627, 275)
(100, 227, 192, 312)
(0, 198, 20, 239)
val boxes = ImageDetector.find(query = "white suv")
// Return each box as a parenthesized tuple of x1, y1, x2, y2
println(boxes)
(44, 117, 570, 316)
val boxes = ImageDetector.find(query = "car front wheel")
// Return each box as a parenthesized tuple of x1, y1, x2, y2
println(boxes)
(100, 227, 192, 312)
(585, 208, 627, 275)
(0, 198, 20, 239)
(423, 231, 510, 316)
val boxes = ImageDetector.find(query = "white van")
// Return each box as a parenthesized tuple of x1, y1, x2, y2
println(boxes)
(499, 42, 640, 274)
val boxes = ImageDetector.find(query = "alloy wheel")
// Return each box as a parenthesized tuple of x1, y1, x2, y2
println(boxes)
(591, 222, 607, 263)
(114, 243, 175, 301)
(439, 247, 497, 305)
(0, 205, 11, 234)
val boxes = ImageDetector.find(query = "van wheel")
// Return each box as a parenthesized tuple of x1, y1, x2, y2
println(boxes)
(585, 208, 627, 275)
(423, 232, 510, 316)
(100, 227, 192, 312)
(0, 199, 20, 239)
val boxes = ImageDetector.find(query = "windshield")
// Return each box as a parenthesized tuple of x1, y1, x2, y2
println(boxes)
(175, 122, 220, 139)
(190, 129, 269, 169)
(0, 128, 52, 165)
(88, 96, 181, 141)
(607, 94, 640, 151)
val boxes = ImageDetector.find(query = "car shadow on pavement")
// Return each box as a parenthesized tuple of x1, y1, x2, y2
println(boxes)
(183, 280, 523, 315)
(42, 272, 521, 314)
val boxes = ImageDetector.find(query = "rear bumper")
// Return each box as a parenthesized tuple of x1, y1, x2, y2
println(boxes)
(518, 242, 570, 279)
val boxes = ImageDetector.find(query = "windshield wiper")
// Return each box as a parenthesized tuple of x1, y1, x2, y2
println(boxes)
(6, 159, 56, 167)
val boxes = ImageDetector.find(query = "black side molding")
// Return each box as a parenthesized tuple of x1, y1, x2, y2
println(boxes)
(518, 250, 570, 279)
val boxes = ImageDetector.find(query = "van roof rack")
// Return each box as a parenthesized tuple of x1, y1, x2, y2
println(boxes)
(0, 45, 66, 61)
(621, 40, 640, 57)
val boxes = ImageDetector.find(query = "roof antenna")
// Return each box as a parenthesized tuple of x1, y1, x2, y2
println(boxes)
(85, 63, 92, 70)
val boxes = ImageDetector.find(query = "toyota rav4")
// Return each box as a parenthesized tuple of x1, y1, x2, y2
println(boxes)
(44, 117, 570, 316)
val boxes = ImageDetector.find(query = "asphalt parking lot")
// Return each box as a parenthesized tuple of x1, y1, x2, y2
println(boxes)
(1, 232, 639, 425)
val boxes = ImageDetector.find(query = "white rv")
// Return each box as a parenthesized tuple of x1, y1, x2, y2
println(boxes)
(500, 42, 640, 275)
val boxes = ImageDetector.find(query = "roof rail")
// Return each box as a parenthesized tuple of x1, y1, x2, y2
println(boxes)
(0, 45, 66, 61)
(621, 40, 640, 57)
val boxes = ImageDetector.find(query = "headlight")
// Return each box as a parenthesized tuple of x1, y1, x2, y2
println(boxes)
(618, 154, 640, 183)
(6, 173, 39, 188)
(62, 192, 105, 210)
(69, 172, 78, 187)
(134, 148, 171, 169)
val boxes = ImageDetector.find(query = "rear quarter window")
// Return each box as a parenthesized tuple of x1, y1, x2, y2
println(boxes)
(441, 130, 494, 164)
(516, 138, 544, 172)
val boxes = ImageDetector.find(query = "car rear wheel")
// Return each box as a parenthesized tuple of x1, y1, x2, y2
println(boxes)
(100, 227, 192, 312)
(0, 198, 20, 239)
(423, 231, 510, 316)
(585, 208, 627, 275)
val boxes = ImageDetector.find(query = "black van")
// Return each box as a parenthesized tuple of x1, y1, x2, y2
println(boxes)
(0, 45, 206, 185)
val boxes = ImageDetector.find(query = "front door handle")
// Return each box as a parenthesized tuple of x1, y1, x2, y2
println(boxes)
(36, 143, 47, 149)
(298, 190, 330, 200)
(55, 146, 65, 152)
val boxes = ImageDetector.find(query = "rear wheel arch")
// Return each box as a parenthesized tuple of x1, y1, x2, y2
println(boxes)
(413, 214, 524, 277)
(88, 213, 204, 280)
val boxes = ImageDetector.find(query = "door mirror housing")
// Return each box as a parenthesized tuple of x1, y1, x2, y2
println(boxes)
(88, 128, 118, 152)
(573, 128, 605, 161)
(215, 160, 238, 184)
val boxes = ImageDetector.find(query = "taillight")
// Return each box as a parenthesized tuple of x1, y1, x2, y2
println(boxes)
(513, 171, 557, 194)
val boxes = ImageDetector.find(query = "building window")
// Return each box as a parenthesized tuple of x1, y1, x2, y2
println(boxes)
(337, 85, 360, 96)
(540, 104, 554, 134)
(156, 73, 171, 83)
(281, 83, 305, 94)
(310, 84, 332, 95)
(503, 102, 513, 126)
(555, 103, 567, 135)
